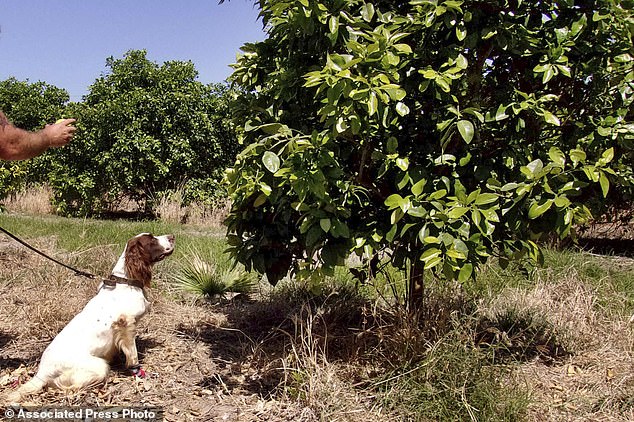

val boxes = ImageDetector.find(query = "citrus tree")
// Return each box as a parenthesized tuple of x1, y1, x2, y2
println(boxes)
(225, 0, 633, 305)
(0, 78, 70, 197)
(50, 50, 240, 216)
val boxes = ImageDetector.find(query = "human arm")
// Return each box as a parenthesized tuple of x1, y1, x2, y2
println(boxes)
(0, 111, 76, 160)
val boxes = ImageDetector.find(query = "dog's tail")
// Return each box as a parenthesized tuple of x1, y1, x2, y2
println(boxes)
(5, 376, 46, 404)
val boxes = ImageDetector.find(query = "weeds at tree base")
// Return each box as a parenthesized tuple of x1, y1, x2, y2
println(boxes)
(173, 248, 258, 298)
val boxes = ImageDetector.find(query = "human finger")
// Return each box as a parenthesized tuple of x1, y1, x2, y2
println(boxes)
(54, 118, 77, 126)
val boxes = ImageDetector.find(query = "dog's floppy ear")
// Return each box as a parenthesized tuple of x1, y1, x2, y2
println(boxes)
(124, 235, 154, 286)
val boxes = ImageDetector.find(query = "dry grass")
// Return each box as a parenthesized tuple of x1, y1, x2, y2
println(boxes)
(1, 206, 633, 420)
(153, 190, 230, 228)
(2, 186, 53, 215)
(0, 239, 311, 421)
(1, 185, 231, 227)
(276, 307, 385, 421)
(479, 261, 634, 422)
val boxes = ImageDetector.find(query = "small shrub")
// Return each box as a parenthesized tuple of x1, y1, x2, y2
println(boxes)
(173, 250, 257, 298)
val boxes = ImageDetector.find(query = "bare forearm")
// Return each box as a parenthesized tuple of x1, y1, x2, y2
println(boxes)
(0, 111, 76, 161)
(0, 125, 52, 160)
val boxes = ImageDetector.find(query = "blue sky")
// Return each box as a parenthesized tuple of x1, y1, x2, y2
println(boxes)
(0, 0, 265, 101)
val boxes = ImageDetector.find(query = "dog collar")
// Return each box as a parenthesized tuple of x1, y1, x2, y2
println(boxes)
(102, 274, 145, 290)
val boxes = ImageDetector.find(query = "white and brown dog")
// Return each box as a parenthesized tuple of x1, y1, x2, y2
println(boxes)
(7, 233, 175, 402)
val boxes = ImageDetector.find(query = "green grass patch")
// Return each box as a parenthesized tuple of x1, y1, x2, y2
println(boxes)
(0, 213, 230, 283)
(375, 335, 530, 421)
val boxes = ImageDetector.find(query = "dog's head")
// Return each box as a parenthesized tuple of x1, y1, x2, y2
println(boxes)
(124, 233, 175, 286)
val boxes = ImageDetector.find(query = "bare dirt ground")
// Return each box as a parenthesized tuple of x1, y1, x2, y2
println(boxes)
(0, 240, 312, 421)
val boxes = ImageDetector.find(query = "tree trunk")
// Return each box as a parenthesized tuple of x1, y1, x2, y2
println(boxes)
(407, 260, 424, 313)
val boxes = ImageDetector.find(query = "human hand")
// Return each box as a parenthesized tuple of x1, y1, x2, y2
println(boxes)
(43, 118, 77, 147)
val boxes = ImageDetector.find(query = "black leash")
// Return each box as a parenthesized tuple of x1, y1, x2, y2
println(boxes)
(0, 225, 97, 279)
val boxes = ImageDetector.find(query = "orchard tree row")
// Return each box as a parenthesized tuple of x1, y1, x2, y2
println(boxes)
(0, 50, 240, 216)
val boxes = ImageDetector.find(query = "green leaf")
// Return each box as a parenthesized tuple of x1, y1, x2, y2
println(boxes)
(423, 236, 440, 244)
(394, 43, 412, 54)
(335, 117, 348, 133)
(456, 23, 467, 41)
(428, 189, 447, 200)
(395, 102, 410, 116)
(543, 110, 560, 126)
(331, 220, 350, 238)
(456, 120, 474, 144)
(458, 263, 473, 282)
(456, 54, 468, 69)
(474, 192, 498, 205)
(420, 247, 442, 263)
(440, 232, 455, 247)
(446, 249, 466, 260)
(480, 207, 499, 222)
(554, 195, 571, 208)
(262, 151, 280, 173)
(471, 209, 482, 226)
(548, 147, 566, 167)
(423, 256, 443, 270)
(599, 171, 610, 197)
(495, 104, 508, 121)
(525, 159, 544, 176)
(385, 194, 404, 209)
(387, 137, 398, 153)
(306, 226, 322, 247)
(260, 183, 272, 196)
(542, 65, 555, 83)
(383, 84, 406, 101)
(435, 76, 451, 92)
(453, 238, 469, 254)
(600, 147, 614, 165)
(396, 157, 409, 171)
(391, 208, 404, 224)
(417, 225, 429, 243)
(253, 194, 267, 207)
(361, 3, 375, 22)
(570, 148, 586, 164)
(500, 182, 519, 192)
(528, 199, 553, 219)
(482, 28, 497, 39)
(411, 178, 426, 196)
(386, 223, 398, 242)
(320, 218, 331, 233)
(260, 123, 284, 135)
(557, 64, 571, 77)
(447, 206, 469, 219)
(368, 91, 378, 116)
(408, 207, 427, 217)
(329, 16, 339, 34)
